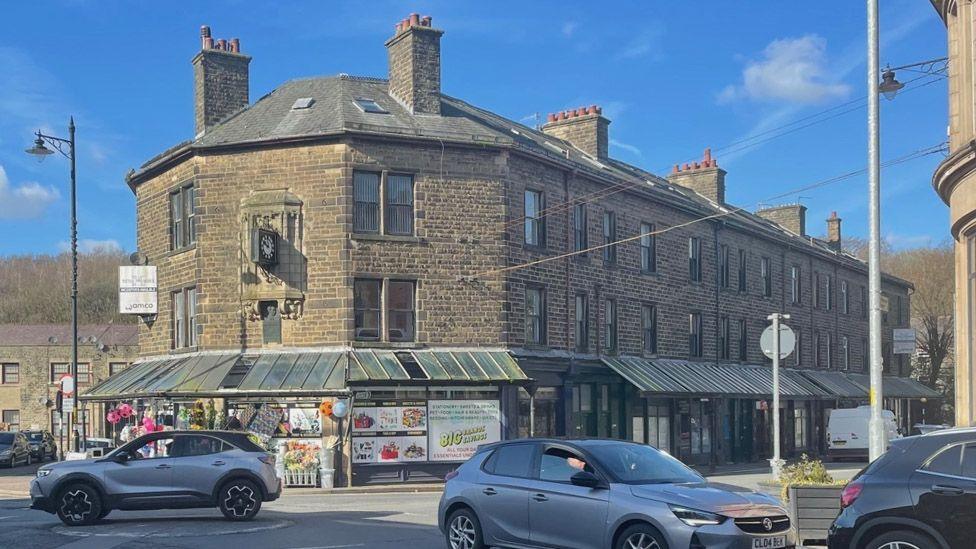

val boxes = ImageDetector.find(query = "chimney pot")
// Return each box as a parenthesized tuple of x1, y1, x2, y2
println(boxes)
(193, 25, 251, 135)
(216, 38, 227, 50)
(230, 38, 240, 53)
(547, 113, 557, 122)
(409, 13, 420, 26)
(386, 13, 444, 114)
(684, 163, 691, 170)
(204, 36, 214, 49)
(421, 15, 432, 26)
(673, 164, 680, 173)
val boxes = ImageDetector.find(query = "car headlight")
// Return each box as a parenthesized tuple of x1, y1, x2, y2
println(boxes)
(36, 469, 52, 478)
(0, 450, 10, 456)
(669, 505, 726, 526)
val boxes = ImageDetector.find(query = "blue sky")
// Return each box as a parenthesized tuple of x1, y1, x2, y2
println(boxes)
(0, 0, 951, 255)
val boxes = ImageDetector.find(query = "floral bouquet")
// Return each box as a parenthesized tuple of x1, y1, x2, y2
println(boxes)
(282, 441, 321, 472)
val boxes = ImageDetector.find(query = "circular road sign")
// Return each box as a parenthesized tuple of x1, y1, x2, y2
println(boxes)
(60, 374, 75, 397)
(760, 324, 796, 360)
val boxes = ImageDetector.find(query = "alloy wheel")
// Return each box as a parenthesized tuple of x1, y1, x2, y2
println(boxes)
(223, 485, 257, 518)
(448, 515, 476, 549)
(59, 489, 93, 523)
(624, 532, 661, 549)
(878, 544, 921, 549)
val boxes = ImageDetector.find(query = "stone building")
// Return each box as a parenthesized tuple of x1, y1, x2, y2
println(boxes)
(91, 15, 935, 485)
(0, 325, 138, 439)
(931, 0, 976, 427)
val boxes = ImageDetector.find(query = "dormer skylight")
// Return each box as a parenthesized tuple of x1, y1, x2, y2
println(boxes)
(291, 97, 315, 110)
(354, 98, 389, 114)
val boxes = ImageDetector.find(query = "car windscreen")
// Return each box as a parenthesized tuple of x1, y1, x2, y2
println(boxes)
(27, 433, 44, 442)
(587, 443, 704, 484)
(0, 433, 14, 445)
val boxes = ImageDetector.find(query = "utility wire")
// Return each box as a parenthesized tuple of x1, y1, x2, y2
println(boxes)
(473, 143, 946, 279)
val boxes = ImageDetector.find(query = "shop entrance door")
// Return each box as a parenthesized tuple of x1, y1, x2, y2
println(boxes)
(573, 383, 621, 438)
(729, 400, 754, 463)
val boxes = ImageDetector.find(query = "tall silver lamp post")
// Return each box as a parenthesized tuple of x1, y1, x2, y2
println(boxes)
(26, 118, 80, 453)
(866, 0, 885, 462)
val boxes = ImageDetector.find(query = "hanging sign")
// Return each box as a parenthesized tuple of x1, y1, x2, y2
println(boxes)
(893, 328, 917, 355)
(119, 266, 158, 314)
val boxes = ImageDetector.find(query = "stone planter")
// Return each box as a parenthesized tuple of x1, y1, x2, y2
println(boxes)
(787, 485, 844, 546)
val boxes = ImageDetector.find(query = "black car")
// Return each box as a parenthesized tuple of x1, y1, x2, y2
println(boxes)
(828, 427, 976, 549)
(22, 430, 57, 461)
(0, 431, 33, 467)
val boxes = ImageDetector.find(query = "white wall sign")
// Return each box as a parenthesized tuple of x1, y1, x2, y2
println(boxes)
(427, 400, 501, 462)
(893, 328, 917, 355)
(119, 266, 158, 314)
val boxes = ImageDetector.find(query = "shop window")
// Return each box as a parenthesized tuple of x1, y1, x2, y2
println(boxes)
(518, 387, 560, 438)
(641, 223, 657, 273)
(761, 257, 772, 297)
(524, 189, 545, 247)
(689, 400, 711, 456)
(689, 312, 703, 358)
(719, 316, 730, 360)
(353, 171, 381, 234)
(647, 404, 670, 453)
(689, 237, 702, 282)
(737, 249, 747, 292)
(539, 447, 594, 483)
(791, 266, 801, 305)
(642, 304, 657, 355)
(484, 444, 535, 478)
(604, 299, 617, 354)
(170, 184, 195, 250)
(385, 173, 414, 236)
(2, 410, 19, 431)
(574, 203, 587, 253)
(172, 286, 197, 349)
(603, 211, 617, 264)
(1, 363, 18, 384)
(575, 293, 589, 353)
(794, 406, 808, 449)
(525, 286, 547, 345)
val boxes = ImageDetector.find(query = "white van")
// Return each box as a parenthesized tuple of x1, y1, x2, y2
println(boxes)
(826, 406, 900, 461)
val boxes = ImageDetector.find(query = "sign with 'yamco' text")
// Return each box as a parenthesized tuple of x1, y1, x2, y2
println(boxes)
(119, 266, 158, 314)
(427, 400, 500, 462)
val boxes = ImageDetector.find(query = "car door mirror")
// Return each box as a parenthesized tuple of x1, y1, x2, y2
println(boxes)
(571, 470, 602, 488)
(113, 452, 130, 464)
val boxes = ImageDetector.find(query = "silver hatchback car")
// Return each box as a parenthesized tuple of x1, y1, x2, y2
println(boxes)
(30, 430, 281, 526)
(439, 439, 795, 549)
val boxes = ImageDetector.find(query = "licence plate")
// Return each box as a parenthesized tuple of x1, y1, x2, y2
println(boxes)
(752, 536, 786, 549)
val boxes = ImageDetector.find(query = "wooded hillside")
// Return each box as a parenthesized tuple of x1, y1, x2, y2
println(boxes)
(0, 250, 136, 324)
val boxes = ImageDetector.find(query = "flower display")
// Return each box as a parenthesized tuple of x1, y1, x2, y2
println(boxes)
(282, 441, 321, 472)
(106, 410, 121, 424)
(117, 403, 134, 418)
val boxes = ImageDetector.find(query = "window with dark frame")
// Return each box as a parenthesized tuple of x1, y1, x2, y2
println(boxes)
(642, 304, 658, 355)
(842, 336, 850, 371)
(689, 312, 703, 357)
(604, 299, 617, 354)
(813, 273, 821, 309)
(524, 190, 545, 247)
(51, 363, 91, 384)
(825, 332, 833, 368)
(719, 244, 730, 288)
(574, 203, 588, 253)
(841, 280, 850, 314)
(860, 285, 868, 319)
(385, 174, 415, 236)
(794, 331, 802, 367)
(738, 319, 747, 361)
(689, 237, 702, 282)
(354, 279, 382, 341)
(525, 286, 547, 345)
(761, 256, 772, 297)
(791, 265, 801, 305)
(603, 211, 617, 264)
(640, 222, 656, 273)
(353, 171, 381, 234)
(815, 332, 823, 368)
(171, 287, 197, 349)
(1, 364, 17, 384)
(575, 293, 589, 353)
(737, 249, 747, 292)
(826, 275, 834, 311)
(169, 185, 195, 250)
(1, 410, 19, 432)
(109, 362, 128, 377)
(387, 280, 416, 342)
(719, 315, 730, 360)
(861, 337, 868, 371)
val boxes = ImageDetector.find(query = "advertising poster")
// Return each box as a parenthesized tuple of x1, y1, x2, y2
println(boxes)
(352, 407, 379, 432)
(427, 400, 501, 462)
(352, 439, 375, 463)
(351, 400, 428, 464)
(118, 266, 158, 315)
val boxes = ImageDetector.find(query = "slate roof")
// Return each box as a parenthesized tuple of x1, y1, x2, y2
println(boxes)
(128, 74, 910, 285)
(0, 324, 139, 347)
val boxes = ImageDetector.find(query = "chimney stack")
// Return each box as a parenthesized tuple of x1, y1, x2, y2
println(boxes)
(668, 148, 727, 204)
(756, 203, 808, 236)
(385, 14, 443, 115)
(826, 211, 843, 251)
(541, 105, 611, 159)
(192, 25, 251, 136)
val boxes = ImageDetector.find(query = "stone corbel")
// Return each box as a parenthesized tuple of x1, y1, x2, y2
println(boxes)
(242, 301, 261, 322)
(283, 298, 304, 320)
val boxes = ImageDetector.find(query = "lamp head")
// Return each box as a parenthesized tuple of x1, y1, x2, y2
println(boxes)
(879, 69, 905, 100)
(25, 135, 54, 161)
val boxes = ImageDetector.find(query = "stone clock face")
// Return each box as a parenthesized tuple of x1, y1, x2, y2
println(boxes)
(261, 234, 275, 259)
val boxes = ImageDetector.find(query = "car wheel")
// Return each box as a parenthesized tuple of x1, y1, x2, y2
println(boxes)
(616, 523, 667, 549)
(97, 507, 111, 520)
(445, 507, 485, 549)
(56, 483, 102, 526)
(218, 479, 262, 521)
(866, 530, 937, 549)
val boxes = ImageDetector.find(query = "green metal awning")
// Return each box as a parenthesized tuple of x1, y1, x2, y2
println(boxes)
(234, 352, 347, 395)
(348, 349, 530, 384)
(800, 370, 869, 398)
(847, 374, 942, 399)
(600, 357, 828, 398)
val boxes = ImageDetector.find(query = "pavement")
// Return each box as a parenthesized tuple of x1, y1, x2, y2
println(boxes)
(0, 459, 865, 548)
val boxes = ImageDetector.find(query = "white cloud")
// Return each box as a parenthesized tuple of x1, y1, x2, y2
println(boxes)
(610, 139, 642, 157)
(614, 24, 665, 61)
(719, 35, 849, 105)
(561, 21, 578, 38)
(58, 238, 122, 254)
(0, 165, 59, 220)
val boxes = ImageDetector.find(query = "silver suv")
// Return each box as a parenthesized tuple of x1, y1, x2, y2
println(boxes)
(30, 430, 282, 526)
(439, 439, 795, 549)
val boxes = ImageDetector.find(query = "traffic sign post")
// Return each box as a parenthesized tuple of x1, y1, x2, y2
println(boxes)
(59, 375, 74, 456)
(763, 314, 792, 481)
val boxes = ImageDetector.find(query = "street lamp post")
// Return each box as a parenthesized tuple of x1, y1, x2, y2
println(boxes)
(26, 118, 80, 453)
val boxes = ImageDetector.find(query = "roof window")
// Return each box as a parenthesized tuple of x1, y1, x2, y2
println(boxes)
(354, 98, 389, 114)
(291, 97, 315, 110)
